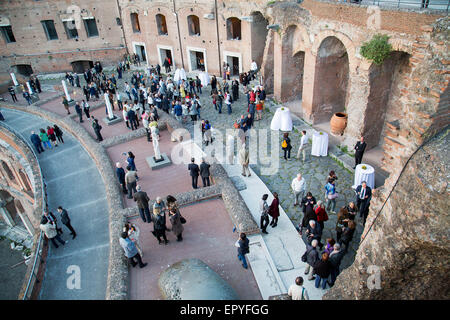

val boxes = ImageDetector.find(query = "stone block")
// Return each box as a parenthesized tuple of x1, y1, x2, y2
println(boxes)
(146, 153, 172, 170)
(158, 258, 239, 300)
(229, 176, 247, 191)
(102, 115, 122, 126)
(67, 99, 76, 107)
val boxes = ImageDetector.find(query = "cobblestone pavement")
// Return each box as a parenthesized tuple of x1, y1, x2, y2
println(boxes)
(39, 67, 363, 270)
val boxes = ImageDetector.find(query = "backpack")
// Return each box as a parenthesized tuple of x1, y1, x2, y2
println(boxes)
(281, 139, 288, 149)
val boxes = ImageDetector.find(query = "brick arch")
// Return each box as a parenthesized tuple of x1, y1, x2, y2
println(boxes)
(281, 23, 311, 54)
(312, 30, 357, 73)
(311, 34, 351, 124)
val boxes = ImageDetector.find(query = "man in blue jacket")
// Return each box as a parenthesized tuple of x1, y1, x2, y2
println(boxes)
(115, 162, 127, 194)
(119, 232, 147, 268)
(30, 131, 44, 153)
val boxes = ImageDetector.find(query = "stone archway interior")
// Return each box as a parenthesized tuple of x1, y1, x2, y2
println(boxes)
(313, 36, 349, 123)
(280, 26, 305, 103)
(71, 60, 94, 73)
(250, 11, 268, 68)
(14, 64, 33, 77)
(364, 51, 411, 149)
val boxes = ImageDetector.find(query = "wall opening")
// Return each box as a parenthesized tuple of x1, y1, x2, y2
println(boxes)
(83, 18, 99, 37)
(250, 11, 268, 69)
(280, 25, 305, 103)
(41, 20, 58, 40)
(187, 15, 200, 36)
(189, 50, 205, 72)
(134, 44, 147, 62)
(226, 17, 241, 40)
(130, 13, 141, 33)
(63, 20, 79, 39)
(1, 25, 16, 43)
(71, 60, 94, 73)
(159, 47, 173, 69)
(365, 51, 411, 149)
(156, 14, 168, 35)
(13, 64, 33, 77)
(1, 161, 15, 181)
(312, 36, 349, 123)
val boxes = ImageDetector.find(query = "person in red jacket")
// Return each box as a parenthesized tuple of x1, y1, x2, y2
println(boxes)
(269, 192, 280, 228)
(47, 126, 58, 147)
(315, 200, 328, 231)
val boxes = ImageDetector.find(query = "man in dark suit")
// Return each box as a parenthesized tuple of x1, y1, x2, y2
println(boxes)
(188, 158, 200, 189)
(115, 162, 127, 194)
(57, 206, 76, 239)
(200, 158, 211, 187)
(133, 185, 151, 223)
(354, 136, 367, 168)
(355, 181, 372, 226)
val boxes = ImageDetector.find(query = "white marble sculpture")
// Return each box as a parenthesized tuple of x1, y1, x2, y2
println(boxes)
(151, 126, 162, 161)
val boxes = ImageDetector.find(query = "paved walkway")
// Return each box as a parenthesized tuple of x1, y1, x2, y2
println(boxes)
(1, 108, 109, 300)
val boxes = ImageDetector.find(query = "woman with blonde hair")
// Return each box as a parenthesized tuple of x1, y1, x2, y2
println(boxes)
(152, 197, 169, 245)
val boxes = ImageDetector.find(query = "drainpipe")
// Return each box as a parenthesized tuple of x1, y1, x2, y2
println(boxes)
(214, 0, 222, 76)
(116, 0, 129, 56)
(173, 0, 185, 69)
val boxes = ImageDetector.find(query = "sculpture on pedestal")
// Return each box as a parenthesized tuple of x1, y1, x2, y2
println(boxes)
(150, 122, 162, 162)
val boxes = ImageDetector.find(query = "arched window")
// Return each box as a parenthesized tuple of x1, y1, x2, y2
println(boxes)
(130, 13, 141, 33)
(156, 14, 168, 35)
(19, 170, 32, 191)
(187, 15, 200, 36)
(226, 17, 241, 40)
(1, 161, 15, 181)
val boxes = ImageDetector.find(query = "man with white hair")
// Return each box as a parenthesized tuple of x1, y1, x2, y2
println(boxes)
(133, 185, 151, 223)
(306, 220, 323, 249)
(291, 173, 306, 206)
(304, 239, 319, 281)
(115, 162, 127, 194)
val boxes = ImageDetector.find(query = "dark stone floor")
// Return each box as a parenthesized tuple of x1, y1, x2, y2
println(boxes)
(0, 238, 27, 300)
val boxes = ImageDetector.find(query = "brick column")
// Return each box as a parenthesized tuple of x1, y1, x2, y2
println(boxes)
(300, 49, 317, 124)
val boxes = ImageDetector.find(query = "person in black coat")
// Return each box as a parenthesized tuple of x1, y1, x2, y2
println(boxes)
(339, 220, 356, 252)
(199, 159, 211, 187)
(355, 181, 372, 225)
(92, 118, 103, 142)
(30, 131, 44, 153)
(237, 233, 250, 269)
(188, 158, 200, 189)
(74, 103, 83, 123)
(354, 136, 367, 168)
(115, 162, 127, 194)
(281, 132, 292, 160)
(127, 108, 138, 130)
(313, 252, 331, 289)
(152, 207, 168, 245)
(53, 125, 64, 144)
(57, 206, 76, 239)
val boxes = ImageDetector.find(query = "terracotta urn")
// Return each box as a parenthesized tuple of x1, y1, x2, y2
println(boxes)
(330, 112, 348, 136)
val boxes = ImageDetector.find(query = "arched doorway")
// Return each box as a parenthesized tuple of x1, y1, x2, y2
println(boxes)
(280, 25, 305, 104)
(364, 51, 411, 149)
(312, 36, 349, 124)
(251, 11, 271, 92)
(71, 60, 94, 73)
(1, 160, 15, 181)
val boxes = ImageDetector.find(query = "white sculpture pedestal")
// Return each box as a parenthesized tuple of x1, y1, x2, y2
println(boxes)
(146, 153, 172, 170)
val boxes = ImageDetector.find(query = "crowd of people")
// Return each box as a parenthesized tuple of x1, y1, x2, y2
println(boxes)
(10, 55, 376, 299)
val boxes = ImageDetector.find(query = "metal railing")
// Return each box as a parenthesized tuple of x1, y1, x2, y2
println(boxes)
(338, 0, 449, 12)
(0, 116, 47, 300)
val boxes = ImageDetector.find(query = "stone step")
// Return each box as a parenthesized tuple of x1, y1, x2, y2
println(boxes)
(264, 235, 294, 272)
(247, 235, 286, 300)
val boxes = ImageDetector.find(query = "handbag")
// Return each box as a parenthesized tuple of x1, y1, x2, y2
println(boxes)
(180, 216, 186, 224)
(327, 193, 338, 200)
(301, 250, 307, 262)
